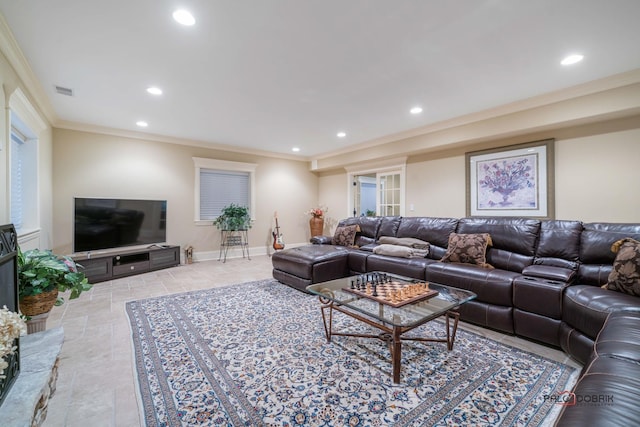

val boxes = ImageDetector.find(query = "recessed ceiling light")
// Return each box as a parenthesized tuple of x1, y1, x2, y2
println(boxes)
(410, 106, 423, 114)
(136, 121, 148, 127)
(292, 147, 300, 152)
(146, 87, 163, 95)
(337, 132, 346, 138)
(173, 9, 195, 26)
(561, 54, 584, 66)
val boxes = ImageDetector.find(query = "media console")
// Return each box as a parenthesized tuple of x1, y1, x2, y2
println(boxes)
(73, 245, 180, 283)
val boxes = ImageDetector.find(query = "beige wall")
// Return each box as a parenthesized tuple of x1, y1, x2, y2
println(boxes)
(554, 123, 640, 222)
(52, 129, 319, 256)
(318, 115, 640, 232)
(4, 21, 640, 257)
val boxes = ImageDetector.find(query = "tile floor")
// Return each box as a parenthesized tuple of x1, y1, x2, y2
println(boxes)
(42, 255, 580, 426)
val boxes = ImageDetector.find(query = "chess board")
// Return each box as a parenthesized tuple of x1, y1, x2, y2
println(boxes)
(343, 280, 439, 308)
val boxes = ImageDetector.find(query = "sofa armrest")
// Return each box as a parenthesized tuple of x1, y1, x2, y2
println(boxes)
(521, 265, 576, 283)
(310, 235, 332, 245)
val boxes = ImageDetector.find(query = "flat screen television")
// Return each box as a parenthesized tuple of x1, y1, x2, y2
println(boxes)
(74, 198, 167, 253)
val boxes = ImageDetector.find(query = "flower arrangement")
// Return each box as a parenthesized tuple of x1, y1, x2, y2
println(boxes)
(0, 306, 26, 379)
(306, 206, 327, 218)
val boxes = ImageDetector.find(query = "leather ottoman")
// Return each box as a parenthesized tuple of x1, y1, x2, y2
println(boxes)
(272, 245, 349, 293)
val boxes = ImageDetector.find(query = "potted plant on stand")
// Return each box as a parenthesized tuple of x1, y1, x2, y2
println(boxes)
(213, 204, 252, 231)
(18, 249, 92, 333)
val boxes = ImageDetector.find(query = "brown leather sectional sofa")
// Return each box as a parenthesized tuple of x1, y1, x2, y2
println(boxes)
(271, 215, 640, 426)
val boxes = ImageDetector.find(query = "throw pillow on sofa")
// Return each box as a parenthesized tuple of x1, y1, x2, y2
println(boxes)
(332, 225, 360, 247)
(606, 237, 640, 296)
(441, 232, 493, 268)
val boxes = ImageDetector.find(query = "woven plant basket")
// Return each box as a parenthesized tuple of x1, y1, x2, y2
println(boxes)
(19, 288, 59, 316)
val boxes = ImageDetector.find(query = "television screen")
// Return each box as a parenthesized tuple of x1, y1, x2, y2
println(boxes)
(74, 198, 167, 253)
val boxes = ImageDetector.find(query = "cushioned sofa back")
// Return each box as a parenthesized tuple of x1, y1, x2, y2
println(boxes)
(578, 222, 640, 286)
(377, 216, 402, 240)
(534, 220, 582, 270)
(456, 217, 541, 272)
(396, 217, 458, 260)
(337, 216, 382, 247)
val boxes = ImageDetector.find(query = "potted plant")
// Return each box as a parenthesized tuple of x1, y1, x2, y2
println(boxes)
(18, 248, 92, 332)
(213, 204, 252, 230)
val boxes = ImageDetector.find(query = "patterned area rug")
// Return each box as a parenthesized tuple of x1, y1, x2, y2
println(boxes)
(126, 279, 579, 426)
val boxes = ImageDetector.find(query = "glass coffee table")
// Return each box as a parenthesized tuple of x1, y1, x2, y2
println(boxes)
(306, 272, 476, 383)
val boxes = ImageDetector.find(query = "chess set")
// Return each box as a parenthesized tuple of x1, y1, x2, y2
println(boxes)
(343, 272, 439, 308)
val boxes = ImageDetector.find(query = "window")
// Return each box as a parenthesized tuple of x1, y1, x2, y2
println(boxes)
(10, 130, 25, 229)
(9, 112, 39, 234)
(193, 157, 257, 224)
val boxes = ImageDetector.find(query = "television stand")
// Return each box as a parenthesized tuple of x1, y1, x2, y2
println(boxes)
(73, 245, 180, 283)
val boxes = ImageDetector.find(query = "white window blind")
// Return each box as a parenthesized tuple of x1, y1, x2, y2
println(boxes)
(10, 130, 25, 230)
(200, 169, 250, 220)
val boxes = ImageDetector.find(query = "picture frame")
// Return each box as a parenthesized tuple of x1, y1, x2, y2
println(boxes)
(466, 139, 555, 219)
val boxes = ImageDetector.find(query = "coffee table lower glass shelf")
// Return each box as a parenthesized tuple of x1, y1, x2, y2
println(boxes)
(306, 272, 476, 384)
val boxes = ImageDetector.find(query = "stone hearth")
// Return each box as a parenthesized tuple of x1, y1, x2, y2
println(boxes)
(0, 327, 64, 427)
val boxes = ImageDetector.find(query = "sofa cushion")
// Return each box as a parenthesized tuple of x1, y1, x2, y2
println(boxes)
(606, 238, 640, 296)
(332, 225, 360, 247)
(337, 216, 380, 239)
(562, 285, 640, 340)
(457, 217, 540, 256)
(594, 312, 640, 363)
(427, 262, 518, 306)
(377, 216, 402, 239)
(535, 220, 582, 270)
(396, 217, 458, 248)
(556, 356, 640, 427)
(366, 254, 431, 280)
(441, 232, 493, 268)
(578, 222, 640, 286)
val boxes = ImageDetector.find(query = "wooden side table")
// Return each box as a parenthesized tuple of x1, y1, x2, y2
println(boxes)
(218, 229, 250, 262)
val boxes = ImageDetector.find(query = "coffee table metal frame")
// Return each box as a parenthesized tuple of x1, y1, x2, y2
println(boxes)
(306, 272, 476, 384)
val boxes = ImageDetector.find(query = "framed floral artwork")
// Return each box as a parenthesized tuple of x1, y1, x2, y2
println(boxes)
(466, 139, 555, 219)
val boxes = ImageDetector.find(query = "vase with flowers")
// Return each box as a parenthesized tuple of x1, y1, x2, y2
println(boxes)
(306, 206, 327, 237)
(18, 248, 92, 333)
(0, 304, 26, 404)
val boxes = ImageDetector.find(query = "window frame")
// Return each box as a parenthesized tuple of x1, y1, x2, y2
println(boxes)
(8, 88, 45, 236)
(193, 157, 257, 226)
(345, 157, 407, 218)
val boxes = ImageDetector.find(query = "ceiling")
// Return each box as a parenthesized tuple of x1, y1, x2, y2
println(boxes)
(1, 0, 639, 158)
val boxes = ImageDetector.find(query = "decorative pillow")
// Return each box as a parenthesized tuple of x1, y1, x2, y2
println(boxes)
(605, 238, 640, 296)
(440, 232, 493, 268)
(332, 225, 360, 247)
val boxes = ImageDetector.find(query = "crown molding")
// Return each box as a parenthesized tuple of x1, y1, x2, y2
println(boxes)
(54, 119, 308, 161)
(311, 68, 640, 162)
(0, 13, 57, 125)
